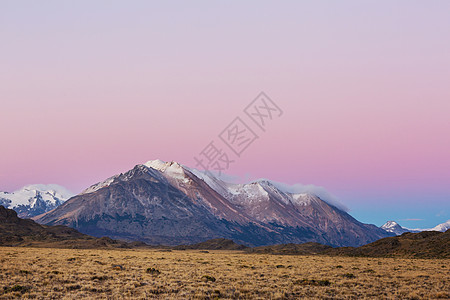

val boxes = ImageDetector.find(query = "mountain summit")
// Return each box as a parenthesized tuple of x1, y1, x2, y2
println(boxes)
(380, 221, 411, 235)
(36, 160, 392, 247)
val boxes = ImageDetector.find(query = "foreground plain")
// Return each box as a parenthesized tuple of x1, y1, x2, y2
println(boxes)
(0, 247, 448, 299)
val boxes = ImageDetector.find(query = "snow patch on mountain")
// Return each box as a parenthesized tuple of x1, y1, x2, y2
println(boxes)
(187, 168, 229, 193)
(144, 159, 169, 171)
(292, 193, 314, 206)
(81, 176, 118, 195)
(145, 160, 189, 183)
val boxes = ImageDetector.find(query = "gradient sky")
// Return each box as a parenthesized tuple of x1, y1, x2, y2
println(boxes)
(1, 1, 449, 228)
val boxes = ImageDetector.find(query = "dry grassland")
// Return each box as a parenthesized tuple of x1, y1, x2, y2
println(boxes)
(0, 247, 448, 299)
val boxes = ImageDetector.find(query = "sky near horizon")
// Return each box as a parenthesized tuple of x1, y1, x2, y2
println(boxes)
(1, 1, 449, 228)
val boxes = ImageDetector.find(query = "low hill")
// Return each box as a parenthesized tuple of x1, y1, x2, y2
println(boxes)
(174, 238, 248, 250)
(245, 242, 332, 255)
(3, 205, 449, 258)
(244, 231, 449, 258)
(325, 230, 450, 258)
(0, 205, 145, 249)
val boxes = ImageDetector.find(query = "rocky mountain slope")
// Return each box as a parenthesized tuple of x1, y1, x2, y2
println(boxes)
(0, 185, 72, 218)
(36, 160, 393, 247)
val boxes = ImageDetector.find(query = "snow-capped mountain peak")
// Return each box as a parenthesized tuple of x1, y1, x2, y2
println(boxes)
(144, 159, 183, 171)
(382, 221, 399, 229)
(379, 219, 450, 235)
(0, 184, 73, 218)
(144, 159, 168, 171)
(185, 169, 348, 212)
(81, 160, 187, 198)
(144, 159, 187, 179)
(380, 221, 411, 235)
(431, 220, 450, 232)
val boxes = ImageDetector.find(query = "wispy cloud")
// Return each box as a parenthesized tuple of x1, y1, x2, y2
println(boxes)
(436, 210, 447, 217)
(401, 218, 424, 221)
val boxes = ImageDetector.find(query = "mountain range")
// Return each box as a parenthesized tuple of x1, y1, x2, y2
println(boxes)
(380, 220, 450, 235)
(35, 160, 393, 247)
(3, 160, 448, 248)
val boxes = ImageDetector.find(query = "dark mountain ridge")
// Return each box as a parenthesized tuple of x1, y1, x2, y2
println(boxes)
(0, 205, 140, 249)
(325, 230, 450, 258)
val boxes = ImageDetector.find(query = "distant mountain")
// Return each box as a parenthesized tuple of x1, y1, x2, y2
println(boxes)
(36, 160, 393, 247)
(380, 221, 412, 235)
(381, 220, 450, 235)
(430, 220, 450, 232)
(0, 205, 141, 249)
(174, 238, 248, 250)
(0, 184, 72, 218)
(246, 242, 332, 255)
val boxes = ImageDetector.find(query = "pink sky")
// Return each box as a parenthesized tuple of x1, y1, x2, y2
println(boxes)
(1, 1, 449, 227)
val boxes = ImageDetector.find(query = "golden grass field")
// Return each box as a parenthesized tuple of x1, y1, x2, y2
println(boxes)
(0, 247, 448, 299)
